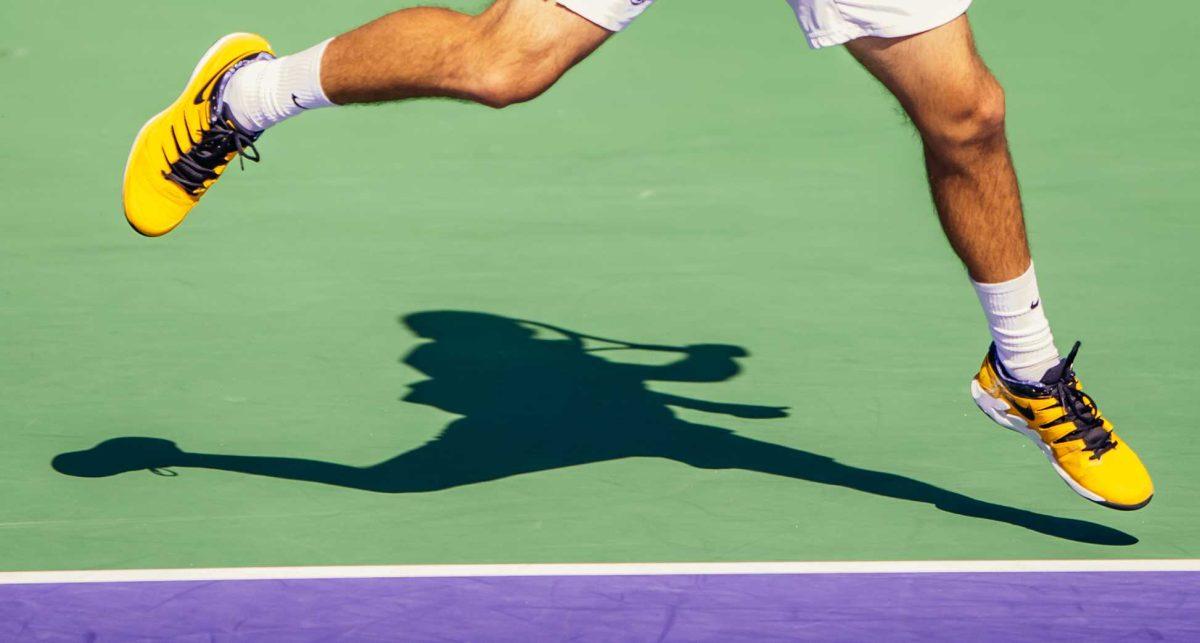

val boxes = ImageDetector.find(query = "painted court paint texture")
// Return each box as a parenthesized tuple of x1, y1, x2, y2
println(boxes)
(3, 572, 1198, 640)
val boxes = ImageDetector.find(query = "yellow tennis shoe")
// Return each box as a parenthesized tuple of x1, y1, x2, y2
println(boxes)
(971, 341, 1153, 510)
(123, 33, 274, 236)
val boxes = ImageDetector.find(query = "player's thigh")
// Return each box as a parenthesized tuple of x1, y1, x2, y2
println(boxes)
(845, 15, 997, 126)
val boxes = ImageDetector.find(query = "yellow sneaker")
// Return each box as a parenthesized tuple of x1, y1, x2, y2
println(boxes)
(971, 341, 1153, 510)
(122, 33, 274, 236)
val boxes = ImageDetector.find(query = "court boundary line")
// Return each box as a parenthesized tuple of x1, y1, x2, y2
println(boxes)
(2, 559, 1199, 585)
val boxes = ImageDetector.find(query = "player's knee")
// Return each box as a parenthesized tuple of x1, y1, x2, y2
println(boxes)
(967, 81, 1007, 141)
(466, 10, 574, 109)
(473, 65, 556, 109)
(923, 79, 1007, 153)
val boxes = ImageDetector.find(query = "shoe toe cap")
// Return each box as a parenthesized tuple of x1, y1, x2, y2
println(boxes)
(1079, 444, 1154, 510)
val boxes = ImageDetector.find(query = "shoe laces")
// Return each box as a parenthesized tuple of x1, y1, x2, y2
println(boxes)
(1038, 341, 1118, 460)
(163, 62, 262, 195)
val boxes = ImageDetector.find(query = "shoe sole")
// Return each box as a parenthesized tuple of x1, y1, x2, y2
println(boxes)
(970, 379, 1151, 511)
(123, 33, 256, 237)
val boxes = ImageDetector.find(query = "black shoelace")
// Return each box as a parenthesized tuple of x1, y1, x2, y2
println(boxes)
(163, 113, 259, 195)
(1039, 342, 1118, 460)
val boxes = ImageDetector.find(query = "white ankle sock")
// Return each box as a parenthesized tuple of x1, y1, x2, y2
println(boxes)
(222, 39, 336, 132)
(972, 263, 1061, 383)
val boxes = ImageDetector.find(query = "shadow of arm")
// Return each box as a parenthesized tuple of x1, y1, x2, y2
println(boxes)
(654, 392, 789, 419)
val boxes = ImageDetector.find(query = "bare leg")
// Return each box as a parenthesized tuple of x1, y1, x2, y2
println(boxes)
(846, 16, 1028, 283)
(321, 0, 611, 108)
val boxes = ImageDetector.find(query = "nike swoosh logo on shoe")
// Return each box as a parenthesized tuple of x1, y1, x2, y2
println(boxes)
(1011, 401, 1038, 421)
(192, 53, 260, 105)
(193, 65, 233, 105)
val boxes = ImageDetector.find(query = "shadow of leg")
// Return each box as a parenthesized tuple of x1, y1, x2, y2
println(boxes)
(50, 430, 1136, 546)
(659, 427, 1136, 546)
(51, 429, 606, 494)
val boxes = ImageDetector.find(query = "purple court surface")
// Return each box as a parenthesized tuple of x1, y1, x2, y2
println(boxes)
(3, 568, 1198, 641)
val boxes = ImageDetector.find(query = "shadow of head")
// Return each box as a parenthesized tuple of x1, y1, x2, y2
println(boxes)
(52, 437, 182, 478)
(398, 310, 706, 423)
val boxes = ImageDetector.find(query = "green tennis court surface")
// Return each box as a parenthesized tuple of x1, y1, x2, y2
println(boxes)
(2, 0, 1198, 574)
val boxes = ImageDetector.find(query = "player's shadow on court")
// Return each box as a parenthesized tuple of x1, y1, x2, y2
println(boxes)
(53, 310, 1134, 546)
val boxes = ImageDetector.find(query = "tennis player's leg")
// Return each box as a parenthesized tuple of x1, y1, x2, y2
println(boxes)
(122, 0, 644, 235)
(244, 0, 614, 117)
(846, 15, 1026, 285)
(844, 14, 1152, 509)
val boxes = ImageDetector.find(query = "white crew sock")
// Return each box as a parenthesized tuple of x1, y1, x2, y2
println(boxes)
(972, 263, 1061, 383)
(221, 39, 336, 133)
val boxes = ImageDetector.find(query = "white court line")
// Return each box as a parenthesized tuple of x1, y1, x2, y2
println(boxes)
(2, 560, 1199, 586)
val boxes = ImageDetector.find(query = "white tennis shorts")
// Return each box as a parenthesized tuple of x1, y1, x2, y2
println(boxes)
(557, 0, 972, 48)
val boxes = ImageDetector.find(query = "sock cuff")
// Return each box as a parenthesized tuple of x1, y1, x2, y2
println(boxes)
(284, 38, 336, 109)
(970, 262, 1036, 295)
(972, 261, 1060, 382)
